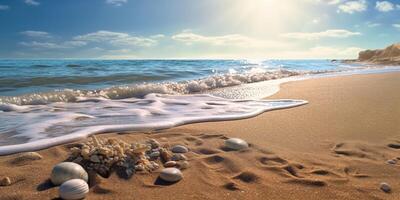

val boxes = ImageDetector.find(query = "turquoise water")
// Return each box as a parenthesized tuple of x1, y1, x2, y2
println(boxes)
(0, 59, 363, 104)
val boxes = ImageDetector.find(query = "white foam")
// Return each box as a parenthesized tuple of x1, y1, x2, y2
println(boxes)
(0, 69, 305, 105)
(0, 93, 307, 155)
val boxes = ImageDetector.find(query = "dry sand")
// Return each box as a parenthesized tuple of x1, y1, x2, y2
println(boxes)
(1, 72, 400, 200)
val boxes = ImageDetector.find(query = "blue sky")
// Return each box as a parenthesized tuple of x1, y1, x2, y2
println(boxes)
(0, 0, 399, 59)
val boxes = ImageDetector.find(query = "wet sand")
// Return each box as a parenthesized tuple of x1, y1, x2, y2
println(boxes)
(1, 72, 400, 200)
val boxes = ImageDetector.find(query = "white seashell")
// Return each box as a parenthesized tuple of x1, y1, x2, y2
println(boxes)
(171, 145, 189, 153)
(59, 179, 89, 200)
(224, 138, 249, 150)
(51, 162, 88, 185)
(159, 168, 183, 182)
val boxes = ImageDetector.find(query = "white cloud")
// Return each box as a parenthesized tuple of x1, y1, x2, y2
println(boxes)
(328, 0, 342, 5)
(375, 1, 394, 12)
(106, 0, 127, 6)
(20, 31, 52, 38)
(281, 29, 361, 40)
(19, 41, 86, 49)
(365, 22, 381, 28)
(171, 31, 285, 48)
(277, 46, 364, 59)
(150, 34, 165, 39)
(74, 30, 158, 47)
(0, 4, 9, 10)
(393, 24, 400, 30)
(25, 0, 40, 6)
(337, 0, 367, 14)
(172, 32, 253, 46)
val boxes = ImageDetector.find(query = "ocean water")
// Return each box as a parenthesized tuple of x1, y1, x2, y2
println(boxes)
(0, 59, 395, 155)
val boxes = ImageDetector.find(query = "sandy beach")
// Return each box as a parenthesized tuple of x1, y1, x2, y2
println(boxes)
(1, 72, 400, 200)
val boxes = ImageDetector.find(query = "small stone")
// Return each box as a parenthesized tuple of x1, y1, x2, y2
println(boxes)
(72, 157, 83, 163)
(135, 164, 145, 171)
(380, 182, 391, 193)
(150, 161, 160, 170)
(10, 152, 42, 164)
(171, 154, 187, 161)
(149, 151, 160, 158)
(160, 148, 173, 162)
(90, 155, 101, 163)
(179, 161, 190, 170)
(171, 145, 189, 153)
(148, 139, 161, 149)
(0, 177, 11, 186)
(387, 159, 397, 165)
(159, 168, 183, 182)
(224, 138, 249, 150)
(164, 161, 177, 168)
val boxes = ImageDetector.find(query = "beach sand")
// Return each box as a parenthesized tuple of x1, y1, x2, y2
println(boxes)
(1, 72, 400, 200)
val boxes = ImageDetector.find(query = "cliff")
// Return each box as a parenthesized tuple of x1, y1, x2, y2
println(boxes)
(357, 43, 400, 65)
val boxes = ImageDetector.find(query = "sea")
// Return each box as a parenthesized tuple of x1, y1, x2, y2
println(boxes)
(0, 59, 399, 155)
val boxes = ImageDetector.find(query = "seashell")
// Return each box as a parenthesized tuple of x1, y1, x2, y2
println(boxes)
(51, 162, 88, 185)
(59, 179, 89, 200)
(159, 168, 183, 182)
(171, 145, 189, 153)
(91, 136, 101, 147)
(224, 138, 249, 150)
(81, 148, 90, 159)
(131, 143, 150, 153)
(0, 177, 11, 186)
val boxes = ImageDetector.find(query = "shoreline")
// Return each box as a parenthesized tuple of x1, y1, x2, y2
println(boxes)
(1, 72, 400, 199)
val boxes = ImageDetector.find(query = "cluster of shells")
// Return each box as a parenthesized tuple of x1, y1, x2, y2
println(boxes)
(68, 135, 188, 178)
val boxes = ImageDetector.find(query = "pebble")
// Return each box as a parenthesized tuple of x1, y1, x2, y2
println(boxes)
(380, 182, 391, 193)
(135, 164, 145, 171)
(149, 139, 161, 148)
(159, 168, 183, 182)
(10, 152, 43, 164)
(224, 138, 249, 150)
(90, 155, 101, 163)
(149, 151, 160, 158)
(387, 159, 397, 165)
(164, 161, 177, 168)
(171, 154, 187, 161)
(171, 145, 189, 153)
(0, 177, 11, 186)
(179, 161, 190, 170)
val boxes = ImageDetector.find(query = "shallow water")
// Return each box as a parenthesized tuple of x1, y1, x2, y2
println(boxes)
(0, 59, 398, 154)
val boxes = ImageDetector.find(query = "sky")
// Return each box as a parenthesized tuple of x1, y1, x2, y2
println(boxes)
(0, 0, 399, 59)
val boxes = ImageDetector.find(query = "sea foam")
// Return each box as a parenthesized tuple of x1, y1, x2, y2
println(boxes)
(0, 93, 307, 155)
